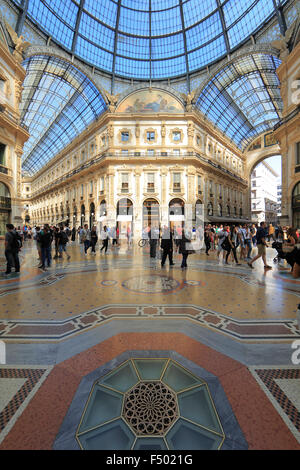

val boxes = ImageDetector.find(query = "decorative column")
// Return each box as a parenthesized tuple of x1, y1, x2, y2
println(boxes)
(187, 122, 194, 150)
(161, 166, 168, 226)
(161, 122, 166, 151)
(107, 168, 115, 227)
(134, 169, 142, 238)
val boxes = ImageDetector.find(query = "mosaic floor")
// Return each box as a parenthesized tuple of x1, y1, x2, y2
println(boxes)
(0, 240, 299, 450)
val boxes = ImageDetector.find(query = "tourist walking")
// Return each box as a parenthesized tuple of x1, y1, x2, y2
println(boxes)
(80, 224, 91, 255)
(39, 225, 53, 271)
(179, 229, 192, 269)
(4, 224, 22, 275)
(161, 226, 175, 267)
(100, 225, 109, 253)
(58, 226, 71, 259)
(247, 222, 272, 270)
(90, 226, 98, 254)
(149, 225, 159, 259)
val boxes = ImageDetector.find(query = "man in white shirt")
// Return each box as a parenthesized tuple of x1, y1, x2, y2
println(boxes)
(100, 225, 109, 253)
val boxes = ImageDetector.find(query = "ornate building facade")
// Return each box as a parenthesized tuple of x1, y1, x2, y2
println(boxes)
(25, 88, 249, 237)
(273, 35, 300, 228)
(0, 15, 29, 235)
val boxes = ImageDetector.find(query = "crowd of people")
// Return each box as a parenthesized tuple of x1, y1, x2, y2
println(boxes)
(2, 221, 300, 277)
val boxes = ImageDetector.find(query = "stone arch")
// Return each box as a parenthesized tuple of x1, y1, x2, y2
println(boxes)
(246, 145, 282, 179)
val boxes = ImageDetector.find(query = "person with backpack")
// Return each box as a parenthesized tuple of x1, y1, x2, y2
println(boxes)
(39, 224, 53, 271)
(58, 226, 71, 260)
(4, 224, 22, 275)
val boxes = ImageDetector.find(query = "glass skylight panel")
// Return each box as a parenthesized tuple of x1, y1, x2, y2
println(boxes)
(151, 0, 179, 9)
(227, 0, 274, 48)
(117, 35, 149, 60)
(186, 12, 223, 51)
(84, 0, 118, 28)
(115, 56, 150, 79)
(152, 54, 186, 79)
(151, 7, 182, 35)
(183, 0, 217, 28)
(188, 36, 226, 71)
(27, 0, 75, 50)
(79, 13, 115, 52)
(21, 56, 106, 175)
(121, 0, 150, 10)
(151, 33, 185, 59)
(76, 36, 114, 70)
(223, 0, 256, 27)
(119, 7, 149, 35)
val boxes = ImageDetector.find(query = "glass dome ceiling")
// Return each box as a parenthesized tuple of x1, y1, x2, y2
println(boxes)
(12, 0, 289, 80)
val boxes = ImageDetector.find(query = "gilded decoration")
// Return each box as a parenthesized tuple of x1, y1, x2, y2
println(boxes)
(117, 89, 183, 113)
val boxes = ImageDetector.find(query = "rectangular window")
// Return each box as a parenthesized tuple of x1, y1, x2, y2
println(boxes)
(121, 149, 128, 156)
(147, 131, 155, 141)
(147, 173, 155, 192)
(197, 175, 201, 193)
(296, 142, 300, 165)
(100, 176, 104, 191)
(90, 181, 93, 194)
(147, 149, 155, 156)
(173, 131, 181, 142)
(0, 143, 6, 166)
(121, 173, 129, 192)
(173, 149, 180, 156)
(121, 132, 129, 142)
(173, 173, 181, 191)
(81, 184, 84, 197)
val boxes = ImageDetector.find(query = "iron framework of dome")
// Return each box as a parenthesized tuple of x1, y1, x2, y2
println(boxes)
(12, 0, 289, 80)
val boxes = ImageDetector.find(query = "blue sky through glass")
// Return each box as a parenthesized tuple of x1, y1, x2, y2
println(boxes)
(18, 0, 285, 80)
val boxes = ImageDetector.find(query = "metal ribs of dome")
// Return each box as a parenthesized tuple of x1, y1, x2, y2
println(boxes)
(11, 0, 290, 80)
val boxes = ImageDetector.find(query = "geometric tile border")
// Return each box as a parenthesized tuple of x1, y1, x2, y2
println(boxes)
(0, 365, 53, 445)
(249, 366, 300, 444)
(0, 304, 299, 342)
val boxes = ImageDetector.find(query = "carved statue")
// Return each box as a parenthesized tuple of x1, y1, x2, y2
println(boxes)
(271, 19, 298, 59)
(161, 123, 166, 138)
(187, 122, 194, 137)
(104, 90, 120, 112)
(4, 21, 30, 62)
(180, 90, 196, 111)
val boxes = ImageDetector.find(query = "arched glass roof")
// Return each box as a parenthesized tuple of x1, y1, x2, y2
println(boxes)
(196, 53, 282, 150)
(12, 0, 289, 80)
(20, 55, 107, 175)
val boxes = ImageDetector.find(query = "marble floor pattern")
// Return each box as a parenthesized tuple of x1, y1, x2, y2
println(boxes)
(0, 239, 299, 450)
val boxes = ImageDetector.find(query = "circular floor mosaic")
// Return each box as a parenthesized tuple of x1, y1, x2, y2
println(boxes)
(122, 275, 182, 294)
(76, 359, 225, 450)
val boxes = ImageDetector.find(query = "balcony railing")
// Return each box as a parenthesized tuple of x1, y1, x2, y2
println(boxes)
(29, 151, 247, 199)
